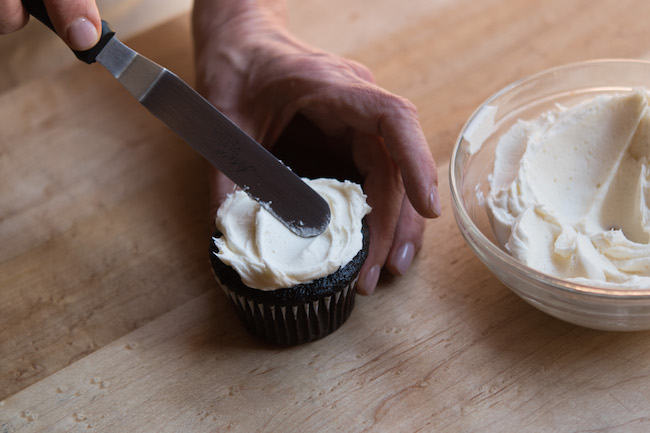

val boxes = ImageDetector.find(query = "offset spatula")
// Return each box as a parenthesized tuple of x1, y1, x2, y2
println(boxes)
(21, 0, 331, 238)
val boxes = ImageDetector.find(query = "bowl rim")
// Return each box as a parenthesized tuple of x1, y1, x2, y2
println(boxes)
(449, 58, 650, 300)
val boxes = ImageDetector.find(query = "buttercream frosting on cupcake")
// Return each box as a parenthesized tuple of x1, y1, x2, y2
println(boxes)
(214, 178, 371, 290)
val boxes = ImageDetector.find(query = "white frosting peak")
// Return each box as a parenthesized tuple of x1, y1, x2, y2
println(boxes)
(487, 90, 650, 288)
(214, 178, 371, 290)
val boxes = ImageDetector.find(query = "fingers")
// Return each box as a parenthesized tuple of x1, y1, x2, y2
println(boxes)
(0, 0, 101, 50)
(344, 88, 440, 219)
(43, 0, 101, 50)
(376, 97, 441, 219)
(0, 0, 29, 33)
(298, 66, 440, 220)
(385, 196, 426, 276)
(356, 168, 427, 295)
(352, 134, 404, 295)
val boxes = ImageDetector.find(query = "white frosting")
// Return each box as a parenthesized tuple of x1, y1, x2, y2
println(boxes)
(214, 178, 371, 290)
(487, 90, 650, 288)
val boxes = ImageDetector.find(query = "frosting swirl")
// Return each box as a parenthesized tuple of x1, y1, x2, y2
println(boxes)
(487, 90, 650, 288)
(214, 178, 371, 290)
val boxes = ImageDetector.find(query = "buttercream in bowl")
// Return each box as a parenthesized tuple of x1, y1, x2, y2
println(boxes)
(451, 59, 650, 331)
(487, 90, 650, 288)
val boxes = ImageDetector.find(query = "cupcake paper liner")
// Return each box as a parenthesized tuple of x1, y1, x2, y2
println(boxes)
(210, 220, 368, 345)
(217, 275, 358, 345)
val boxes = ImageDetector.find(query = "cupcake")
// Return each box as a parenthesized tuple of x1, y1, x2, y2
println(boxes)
(209, 178, 371, 345)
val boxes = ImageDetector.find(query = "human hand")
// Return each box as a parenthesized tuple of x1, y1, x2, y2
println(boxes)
(0, 0, 101, 51)
(193, 0, 440, 295)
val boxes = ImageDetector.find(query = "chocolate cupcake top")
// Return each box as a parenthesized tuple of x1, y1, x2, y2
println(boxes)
(213, 178, 371, 290)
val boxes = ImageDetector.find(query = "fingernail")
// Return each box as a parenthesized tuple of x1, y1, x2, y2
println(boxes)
(359, 264, 381, 295)
(429, 185, 442, 218)
(66, 18, 99, 51)
(392, 242, 415, 276)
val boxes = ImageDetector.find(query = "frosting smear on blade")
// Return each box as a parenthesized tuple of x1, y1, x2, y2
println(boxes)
(214, 178, 371, 290)
(487, 89, 650, 288)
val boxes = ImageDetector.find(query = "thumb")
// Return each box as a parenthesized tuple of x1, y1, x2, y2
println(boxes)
(43, 0, 101, 51)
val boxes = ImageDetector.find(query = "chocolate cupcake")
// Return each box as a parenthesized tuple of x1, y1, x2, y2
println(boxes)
(209, 178, 371, 345)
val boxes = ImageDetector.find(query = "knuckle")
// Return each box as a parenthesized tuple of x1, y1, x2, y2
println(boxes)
(345, 59, 375, 83)
(389, 94, 419, 118)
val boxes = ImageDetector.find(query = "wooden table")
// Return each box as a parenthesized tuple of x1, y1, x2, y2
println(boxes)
(3, 0, 650, 431)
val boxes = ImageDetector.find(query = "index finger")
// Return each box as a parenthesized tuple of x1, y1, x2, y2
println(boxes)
(375, 94, 440, 218)
(314, 84, 441, 219)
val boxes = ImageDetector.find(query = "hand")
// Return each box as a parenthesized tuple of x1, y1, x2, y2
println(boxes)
(0, 0, 101, 51)
(193, 0, 441, 295)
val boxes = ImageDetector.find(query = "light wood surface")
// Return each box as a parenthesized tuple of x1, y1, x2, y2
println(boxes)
(3, 0, 650, 431)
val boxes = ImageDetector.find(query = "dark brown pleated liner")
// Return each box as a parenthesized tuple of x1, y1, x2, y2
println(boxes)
(209, 221, 368, 345)
(218, 276, 358, 345)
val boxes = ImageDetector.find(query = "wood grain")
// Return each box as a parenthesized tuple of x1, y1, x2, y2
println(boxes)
(3, 0, 650, 431)
(0, 15, 212, 400)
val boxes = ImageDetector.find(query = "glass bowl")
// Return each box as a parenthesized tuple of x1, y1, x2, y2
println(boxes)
(450, 59, 650, 331)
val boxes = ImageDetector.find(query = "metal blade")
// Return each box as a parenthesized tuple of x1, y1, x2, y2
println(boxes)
(96, 37, 330, 237)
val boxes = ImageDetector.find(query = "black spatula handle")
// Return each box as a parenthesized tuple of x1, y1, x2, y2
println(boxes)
(21, 0, 115, 64)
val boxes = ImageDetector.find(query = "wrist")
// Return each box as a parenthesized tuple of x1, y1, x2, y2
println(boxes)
(191, 0, 304, 116)
(192, 0, 290, 73)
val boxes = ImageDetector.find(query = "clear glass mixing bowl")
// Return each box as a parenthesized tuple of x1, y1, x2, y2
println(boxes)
(450, 59, 650, 331)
